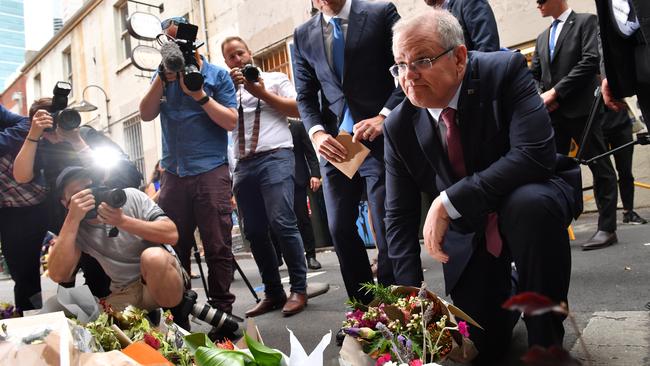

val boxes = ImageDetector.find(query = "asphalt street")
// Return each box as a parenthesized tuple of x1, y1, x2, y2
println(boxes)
(1, 208, 649, 365)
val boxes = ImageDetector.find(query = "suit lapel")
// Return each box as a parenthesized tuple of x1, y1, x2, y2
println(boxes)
(457, 60, 482, 176)
(344, 1, 368, 81)
(552, 11, 576, 62)
(412, 107, 454, 188)
(309, 14, 341, 88)
(539, 27, 551, 68)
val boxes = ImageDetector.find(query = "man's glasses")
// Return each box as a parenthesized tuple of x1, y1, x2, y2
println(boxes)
(389, 47, 455, 77)
(161, 16, 188, 30)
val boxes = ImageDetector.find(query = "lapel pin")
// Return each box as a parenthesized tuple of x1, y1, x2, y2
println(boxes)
(467, 89, 475, 95)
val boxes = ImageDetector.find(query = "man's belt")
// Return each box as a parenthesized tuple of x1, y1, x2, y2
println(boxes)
(238, 147, 289, 162)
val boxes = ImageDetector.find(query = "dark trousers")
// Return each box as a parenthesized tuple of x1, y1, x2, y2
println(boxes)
(0, 203, 48, 311)
(450, 181, 573, 365)
(158, 165, 235, 313)
(233, 149, 307, 297)
(603, 123, 636, 210)
(636, 84, 650, 123)
(270, 183, 318, 260)
(553, 115, 618, 232)
(322, 154, 394, 303)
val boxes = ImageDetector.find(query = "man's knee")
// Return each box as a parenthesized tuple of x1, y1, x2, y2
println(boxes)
(141, 247, 173, 270)
(500, 183, 566, 226)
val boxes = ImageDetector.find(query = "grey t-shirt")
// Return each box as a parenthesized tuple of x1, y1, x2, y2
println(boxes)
(76, 188, 168, 290)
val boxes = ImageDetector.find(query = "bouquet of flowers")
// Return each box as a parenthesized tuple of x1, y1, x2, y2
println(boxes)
(340, 283, 479, 366)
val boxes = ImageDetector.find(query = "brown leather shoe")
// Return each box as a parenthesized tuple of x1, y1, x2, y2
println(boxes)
(245, 294, 287, 318)
(581, 230, 617, 251)
(282, 292, 307, 316)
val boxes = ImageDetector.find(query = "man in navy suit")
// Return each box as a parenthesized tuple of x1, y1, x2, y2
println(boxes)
(293, 0, 403, 303)
(423, 0, 500, 52)
(384, 9, 580, 363)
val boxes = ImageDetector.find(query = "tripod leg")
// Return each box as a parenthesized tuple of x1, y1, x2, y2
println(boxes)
(193, 244, 210, 300)
(233, 258, 261, 303)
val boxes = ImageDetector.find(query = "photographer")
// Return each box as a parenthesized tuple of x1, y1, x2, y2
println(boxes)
(221, 36, 308, 317)
(139, 17, 239, 316)
(12, 98, 142, 298)
(0, 103, 48, 312)
(48, 167, 183, 311)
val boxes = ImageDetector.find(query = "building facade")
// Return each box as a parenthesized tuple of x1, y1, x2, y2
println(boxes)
(0, 0, 25, 88)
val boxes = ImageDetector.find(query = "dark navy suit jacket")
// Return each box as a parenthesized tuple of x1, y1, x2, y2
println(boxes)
(384, 51, 580, 292)
(292, 0, 403, 159)
(448, 0, 500, 52)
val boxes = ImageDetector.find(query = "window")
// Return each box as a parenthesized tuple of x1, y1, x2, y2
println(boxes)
(117, 2, 132, 61)
(33, 73, 41, 99)
(254, 43, 292, 79)
(123, 115, 145, 176)
(62, 48, 73, 98)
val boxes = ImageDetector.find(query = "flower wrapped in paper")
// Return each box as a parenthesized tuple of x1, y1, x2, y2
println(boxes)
(339, 283, 480, 365)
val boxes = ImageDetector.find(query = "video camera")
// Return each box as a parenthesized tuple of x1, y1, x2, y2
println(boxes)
(160, 23, 204, 91)
(45, 81, 82, 132)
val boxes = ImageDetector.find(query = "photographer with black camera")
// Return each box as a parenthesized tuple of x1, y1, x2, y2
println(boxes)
(13, 86, 143, 298)
(139, 17, 239, 317)
(48, 166, 184, 312)
(221, 36, 308, 317)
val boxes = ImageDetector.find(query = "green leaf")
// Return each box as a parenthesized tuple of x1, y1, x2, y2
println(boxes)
(184, 333, 216, 355)
(195, 346, 256, 366)
(245, 332, 283, 366)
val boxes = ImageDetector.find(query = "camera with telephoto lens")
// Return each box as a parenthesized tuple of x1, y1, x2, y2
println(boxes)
(173, 289, 242, 336)
(85, 185, 127, 219)
(241, 64, 260, 82)
(45, 81, 81, 132)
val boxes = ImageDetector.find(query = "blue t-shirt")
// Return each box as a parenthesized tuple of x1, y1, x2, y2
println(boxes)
(158, 56, 237, 177)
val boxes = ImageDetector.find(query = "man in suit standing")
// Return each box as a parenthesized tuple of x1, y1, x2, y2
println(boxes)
(531, 0, 619, 251)
(293, 0, 403, 303)
(423, 0, 500, 52)
(595, 0, 650, 120)
(385, 9, 580, 363)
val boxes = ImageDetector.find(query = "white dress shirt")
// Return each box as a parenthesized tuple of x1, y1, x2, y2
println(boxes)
(427, 83, 463, 219)
(232, 71, 295, 159)
(549, 8, 573, 51)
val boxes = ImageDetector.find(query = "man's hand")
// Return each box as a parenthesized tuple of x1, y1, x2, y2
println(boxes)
(601, 78, 627, 112)
(67, 189, 95, 223)
(312, 131, 347, 163)
(229, 68, 245, 87)
(541, 89, 559, 112)
(352, 115, 385, 143)
(422, 195, 451, 263)
(179, 73, 206, 101)
(29, 110, 53, 139)
(97, 203, 126, 227)
(309, 177, 321, 192)
(243, 77, 268, 99)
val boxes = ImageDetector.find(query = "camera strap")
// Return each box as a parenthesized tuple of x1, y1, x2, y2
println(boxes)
(237, 91, 262, 158)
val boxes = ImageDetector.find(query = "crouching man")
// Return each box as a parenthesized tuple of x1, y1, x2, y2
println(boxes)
(48, 166, 184, 311)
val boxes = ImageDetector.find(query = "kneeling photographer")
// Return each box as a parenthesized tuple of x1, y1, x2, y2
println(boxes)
(13, 85, 142, 298)
(48, 166, 184, 313)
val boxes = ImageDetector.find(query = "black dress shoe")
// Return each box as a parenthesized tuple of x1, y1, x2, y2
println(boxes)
(581, 230, 617, 251)
(307, 257, 321, 270)
(336, 328, 346, 346)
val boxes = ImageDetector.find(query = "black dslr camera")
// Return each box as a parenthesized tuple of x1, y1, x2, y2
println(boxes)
(85, 185, 127, 219)
(172, 23, 204, 91)
(241, 64, 260, 82)
(45, 81, 81, 132)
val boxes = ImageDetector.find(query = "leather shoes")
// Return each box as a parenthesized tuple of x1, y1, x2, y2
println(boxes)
(581, 230, 617, 251)
(245, 294, 287, 317)
(282, 292, 307, 316)
(307, 257, 321, 270)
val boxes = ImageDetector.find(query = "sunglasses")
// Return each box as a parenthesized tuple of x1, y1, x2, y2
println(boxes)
(536, 0, 547, 4)
(161, 16, 188, 30)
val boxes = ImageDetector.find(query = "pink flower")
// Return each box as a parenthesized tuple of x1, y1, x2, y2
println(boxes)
(458, 321, 470, 338)
(409, 360, 423, 366)
(376, 353, 392, 366)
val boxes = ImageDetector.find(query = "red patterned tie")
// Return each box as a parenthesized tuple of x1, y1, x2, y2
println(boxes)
(440, 108, 502, 257)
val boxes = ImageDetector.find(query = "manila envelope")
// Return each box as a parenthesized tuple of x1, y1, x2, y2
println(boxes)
(331, 131, 370, 179)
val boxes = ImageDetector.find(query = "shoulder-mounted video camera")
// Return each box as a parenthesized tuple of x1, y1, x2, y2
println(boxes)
(160, 23, 205, 92)
(45, 81, 82, 132)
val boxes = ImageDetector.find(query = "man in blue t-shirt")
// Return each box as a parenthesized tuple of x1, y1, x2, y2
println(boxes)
(139, 17, 238, 315)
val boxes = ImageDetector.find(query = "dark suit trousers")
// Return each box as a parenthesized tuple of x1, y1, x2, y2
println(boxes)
(553, 115, 618, 231)
(450, 181, 572, 365)
(294, 184, 317, 258)
(637, 84, 650, 123)
(322, 154, 394, 303)
(604, 123, 636, 210)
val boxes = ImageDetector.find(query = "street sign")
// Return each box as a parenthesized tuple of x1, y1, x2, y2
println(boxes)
(132, 45, 161, 72)
(127, 11, 162, 41)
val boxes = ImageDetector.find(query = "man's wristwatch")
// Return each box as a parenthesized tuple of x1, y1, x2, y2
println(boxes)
(196, 95, 210, 106)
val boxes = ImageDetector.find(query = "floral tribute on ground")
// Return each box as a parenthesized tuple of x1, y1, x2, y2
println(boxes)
(340, 283, 479, 366)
